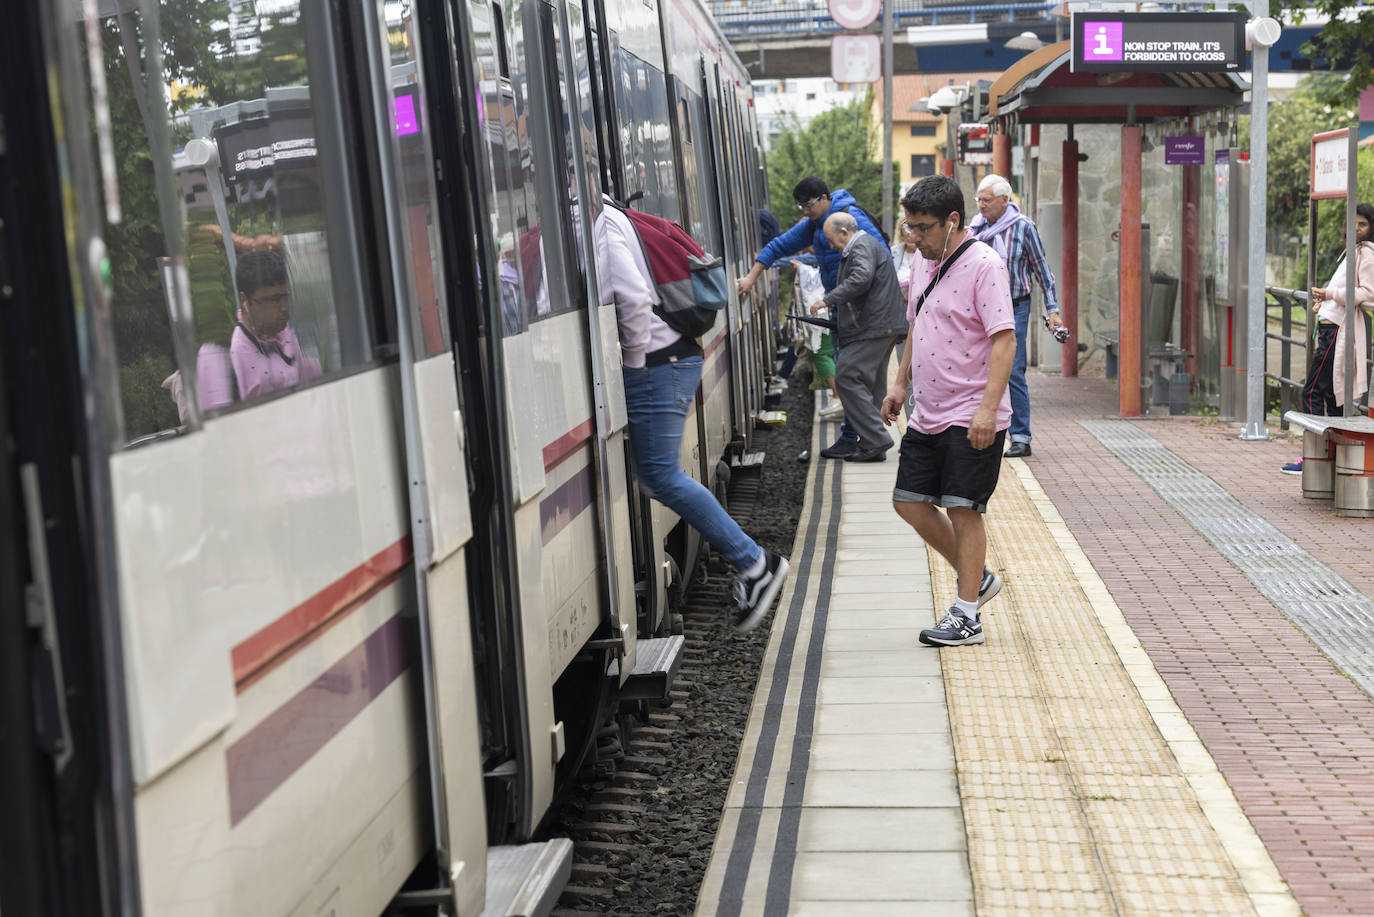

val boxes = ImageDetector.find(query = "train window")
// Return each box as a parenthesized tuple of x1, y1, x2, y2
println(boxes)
(381, 2, 451, 359)
(521, 0, 585, 319)
(54, 0, 378, 444)
(565, 0, 604, 215)
(474, 0, 533, 334)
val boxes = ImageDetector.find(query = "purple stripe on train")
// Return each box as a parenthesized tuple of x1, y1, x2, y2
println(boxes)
(226, 613, 411, 826)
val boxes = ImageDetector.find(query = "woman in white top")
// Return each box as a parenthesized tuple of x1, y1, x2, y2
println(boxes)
(1284, 202, 1374, 474)
(890, 218, 920, 301)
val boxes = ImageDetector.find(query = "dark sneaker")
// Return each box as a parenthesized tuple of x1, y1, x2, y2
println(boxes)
(1281, 459, 1303, 475)
(844, 446, 887, 462)
(919, 608, 985, 646)
(1004, 441, 1032, 458)
(732, 551, 790, 633)
(978, 568, 1002, 608)
(819, 439, 861, 459)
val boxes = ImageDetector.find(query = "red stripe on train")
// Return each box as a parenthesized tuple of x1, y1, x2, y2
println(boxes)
(230, 537, 412, 693)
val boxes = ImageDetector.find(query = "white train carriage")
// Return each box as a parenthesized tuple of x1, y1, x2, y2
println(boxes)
(0, 0, 775, 915)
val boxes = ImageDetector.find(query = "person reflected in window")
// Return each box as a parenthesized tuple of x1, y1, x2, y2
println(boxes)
(231, 250, 321, 400)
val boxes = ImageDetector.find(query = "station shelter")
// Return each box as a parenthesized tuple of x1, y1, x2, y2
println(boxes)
(988, 40, 1251, 418)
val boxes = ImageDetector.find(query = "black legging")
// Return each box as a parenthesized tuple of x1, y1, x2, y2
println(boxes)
(1302, 322, 1341, 416)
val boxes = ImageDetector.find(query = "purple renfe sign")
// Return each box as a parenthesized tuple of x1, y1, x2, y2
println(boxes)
(1164, 135, 1205, 165)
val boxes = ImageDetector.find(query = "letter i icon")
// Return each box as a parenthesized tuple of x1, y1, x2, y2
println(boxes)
(1094, 26, 1111, 54)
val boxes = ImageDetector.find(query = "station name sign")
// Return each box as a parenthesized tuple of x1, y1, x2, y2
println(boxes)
(1071, 11, 1245, 73)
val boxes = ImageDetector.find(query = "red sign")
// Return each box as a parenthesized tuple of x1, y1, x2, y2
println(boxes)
(829, 0, 880, 31)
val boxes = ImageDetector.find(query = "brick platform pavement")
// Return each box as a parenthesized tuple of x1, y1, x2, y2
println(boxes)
(1022, 367, 1374, 917)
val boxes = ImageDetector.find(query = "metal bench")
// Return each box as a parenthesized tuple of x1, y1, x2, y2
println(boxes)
(1283, 411, 1374, 515)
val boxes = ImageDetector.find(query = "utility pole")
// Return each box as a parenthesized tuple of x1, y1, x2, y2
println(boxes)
(1240, 4, 1280, 440)
(882, 0, 893, 233)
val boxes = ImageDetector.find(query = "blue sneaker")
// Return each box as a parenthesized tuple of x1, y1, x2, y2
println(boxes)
(919, 607, 985, 647)
(1281, 459, 1303, 476)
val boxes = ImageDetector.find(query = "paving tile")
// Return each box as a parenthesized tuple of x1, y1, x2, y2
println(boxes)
(796, 806, 967, 852)
(809, 732, 954, 772)
(791, 851, 973, 901)
(802, 769, 959, 808)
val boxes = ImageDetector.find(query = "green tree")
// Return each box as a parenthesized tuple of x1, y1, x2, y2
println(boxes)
(765, 94, 899, 239)
(1269, 0, 1374, 110)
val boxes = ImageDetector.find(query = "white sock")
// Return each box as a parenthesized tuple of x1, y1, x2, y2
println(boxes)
(954, 597, 979, 621)
(742, 553, 766, 578)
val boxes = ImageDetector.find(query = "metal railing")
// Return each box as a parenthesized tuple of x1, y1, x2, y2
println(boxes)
(1265, 286, 1308, 429)
(704, 0, 1055, 38)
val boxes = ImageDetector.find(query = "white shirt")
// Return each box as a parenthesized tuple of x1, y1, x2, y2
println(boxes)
(593, 206, 680, 368)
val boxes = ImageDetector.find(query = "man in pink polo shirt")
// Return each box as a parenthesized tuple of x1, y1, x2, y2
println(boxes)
(881, 176, 1015, 647)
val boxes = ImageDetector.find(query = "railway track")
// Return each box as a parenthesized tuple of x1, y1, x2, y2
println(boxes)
(548, 371, 812, 917)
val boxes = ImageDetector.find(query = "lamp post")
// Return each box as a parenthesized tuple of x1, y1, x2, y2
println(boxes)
(928, 84, 966, 178)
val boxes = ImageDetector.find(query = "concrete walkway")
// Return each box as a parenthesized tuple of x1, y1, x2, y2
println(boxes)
(695, 372, 1311, 915)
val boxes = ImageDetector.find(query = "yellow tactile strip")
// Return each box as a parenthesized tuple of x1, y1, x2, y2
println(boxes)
(926, 460, 1301, 917)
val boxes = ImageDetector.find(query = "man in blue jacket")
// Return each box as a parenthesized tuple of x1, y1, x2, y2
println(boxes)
(737, 177, 883, 456)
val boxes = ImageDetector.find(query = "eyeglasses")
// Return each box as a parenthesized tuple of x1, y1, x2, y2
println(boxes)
(251, 292, 290, 308)
(796, 196, 821, 212)
(902, 219, 941, 236)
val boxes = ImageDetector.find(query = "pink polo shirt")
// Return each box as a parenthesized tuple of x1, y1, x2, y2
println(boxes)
(906, 236, 1014, 434)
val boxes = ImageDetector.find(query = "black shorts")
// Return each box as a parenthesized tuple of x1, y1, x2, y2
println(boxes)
(893, 425, 1005, 513)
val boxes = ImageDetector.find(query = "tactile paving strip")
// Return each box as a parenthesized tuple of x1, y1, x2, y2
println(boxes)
(930, 464, 1263, 916)
(1081, 419, 1374, 699)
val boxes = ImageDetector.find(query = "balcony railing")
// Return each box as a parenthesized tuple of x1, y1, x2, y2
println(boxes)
(704, 0, 1057, 39)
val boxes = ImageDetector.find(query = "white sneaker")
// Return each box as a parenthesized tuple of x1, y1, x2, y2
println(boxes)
(818, 402, 845, 419)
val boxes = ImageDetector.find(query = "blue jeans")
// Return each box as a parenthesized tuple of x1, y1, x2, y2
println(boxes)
(1008, 296, 1031, 445)
(623, 357, 762, 571)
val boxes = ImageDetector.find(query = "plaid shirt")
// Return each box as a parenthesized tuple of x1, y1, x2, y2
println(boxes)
(1002, 218, 1059, 312)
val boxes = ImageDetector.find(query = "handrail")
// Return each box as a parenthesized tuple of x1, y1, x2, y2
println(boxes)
(1265, 286, 1308, 430)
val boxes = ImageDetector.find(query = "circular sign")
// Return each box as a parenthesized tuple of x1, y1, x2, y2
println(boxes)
(829, 0, 880, 31)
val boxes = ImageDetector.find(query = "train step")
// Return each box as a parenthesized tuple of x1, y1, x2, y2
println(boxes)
(609, 635, 685, 702)
(479, 838, 574, 917)
(730, 451, 766, 470)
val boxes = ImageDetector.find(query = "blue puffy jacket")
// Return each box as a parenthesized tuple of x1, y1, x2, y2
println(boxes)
(754, 189, 882, 292)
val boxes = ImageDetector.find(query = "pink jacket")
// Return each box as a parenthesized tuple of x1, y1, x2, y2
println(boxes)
(1325, 241, 1374, 407)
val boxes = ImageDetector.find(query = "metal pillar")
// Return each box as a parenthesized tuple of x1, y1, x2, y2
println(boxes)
(1120, 124, 1142, 417)
(1181, 141, 1200, 380)
(881, 1, 893, 234)
(1062, 135, 1079, 377)
(1240, 4, 1272, 439)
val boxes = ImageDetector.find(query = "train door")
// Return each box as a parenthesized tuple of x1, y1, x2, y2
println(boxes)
(358, 3, 488, 911)
(33, 1, 468, 914)
(701, 63, 751, 451)
(0, 4, 132, 914)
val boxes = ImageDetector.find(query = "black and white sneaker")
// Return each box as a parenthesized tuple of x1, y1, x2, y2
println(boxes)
(978, 568, 1002, 608)
(732, 551, 790, 633)
(919, 608, 985, 646)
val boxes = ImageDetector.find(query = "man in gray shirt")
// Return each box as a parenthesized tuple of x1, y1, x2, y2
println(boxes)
(811, 212, 909, 462)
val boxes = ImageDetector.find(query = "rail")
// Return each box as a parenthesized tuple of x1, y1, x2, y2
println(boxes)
(1265, 286, 1308, 430)
(704, 0, 1055, 37)
(1265, 285, 1374, 430)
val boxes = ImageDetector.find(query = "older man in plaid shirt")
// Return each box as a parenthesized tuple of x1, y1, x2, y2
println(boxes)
(969, 174, 1065, 459)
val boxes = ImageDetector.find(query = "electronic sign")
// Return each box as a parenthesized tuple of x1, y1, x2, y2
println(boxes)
(1072, 11, 1245, 73)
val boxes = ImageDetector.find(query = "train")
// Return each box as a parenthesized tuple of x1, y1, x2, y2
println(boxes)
(0, 0, 777, 914)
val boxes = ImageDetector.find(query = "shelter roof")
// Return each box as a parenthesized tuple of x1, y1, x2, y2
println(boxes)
(990, 41, 1249, 125)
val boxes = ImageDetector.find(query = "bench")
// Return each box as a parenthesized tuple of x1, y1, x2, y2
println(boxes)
(1283, 411, 1374, 515)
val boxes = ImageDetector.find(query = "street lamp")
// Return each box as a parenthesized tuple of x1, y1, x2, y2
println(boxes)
(927, 84, 966, 177)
